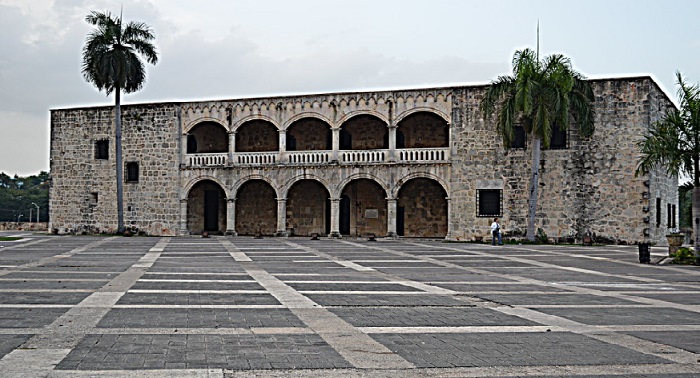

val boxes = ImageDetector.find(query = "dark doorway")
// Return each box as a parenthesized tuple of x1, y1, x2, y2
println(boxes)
(204, 190, 219, 232)
(397, 206, 405, 236)
(340, 195, 351, 235)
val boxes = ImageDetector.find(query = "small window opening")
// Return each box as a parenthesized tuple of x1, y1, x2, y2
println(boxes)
(95, 140, 109, 159)
(511, 126, 526, 149)
(549, 124, 567, 149)
(126, 162, 139, 183)
(477, 189, 502, 217)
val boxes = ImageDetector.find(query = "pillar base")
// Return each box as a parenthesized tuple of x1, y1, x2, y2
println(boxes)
(275, 231, 288, 237)
(225, 230, 238, 236)
(328, 231, 342, 238)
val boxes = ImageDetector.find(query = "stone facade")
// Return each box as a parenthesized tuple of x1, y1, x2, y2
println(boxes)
(49, 76, 677, 244)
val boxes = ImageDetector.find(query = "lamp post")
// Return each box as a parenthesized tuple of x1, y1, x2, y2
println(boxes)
(17, 214, 23, 223)
(31, 203, 39, 222)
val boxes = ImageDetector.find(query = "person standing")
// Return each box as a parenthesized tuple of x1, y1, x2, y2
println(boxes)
(491, 218, 503, 245)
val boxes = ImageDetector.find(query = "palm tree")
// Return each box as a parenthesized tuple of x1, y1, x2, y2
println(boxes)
(637, 72, 700, 263)
(481, 48, 595, 241)
(82, 11, 158, 234)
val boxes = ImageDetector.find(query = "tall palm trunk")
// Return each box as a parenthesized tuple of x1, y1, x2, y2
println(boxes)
(694, 181, 700, 264)
(526, 136, 542, 241)
(115, 88, 124, 234)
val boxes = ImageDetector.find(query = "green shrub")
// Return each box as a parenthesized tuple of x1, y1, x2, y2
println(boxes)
(670, 247, 696, 265)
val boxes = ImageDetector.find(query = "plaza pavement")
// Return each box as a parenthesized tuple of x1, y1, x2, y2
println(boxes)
(0, 231, 699, 377)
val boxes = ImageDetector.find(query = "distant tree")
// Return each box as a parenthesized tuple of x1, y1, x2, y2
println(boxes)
(0, 172, 49, 222)
(82, 11, 158, 233)
(481, 48, 595, 241)
(637, 72, 700, 264)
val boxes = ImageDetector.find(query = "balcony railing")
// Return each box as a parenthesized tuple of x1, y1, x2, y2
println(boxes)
(288, 150, 332, 164)
(185, 148, 449, 168)
(187, 153, 228, 167)
(398, 148, 449, 162)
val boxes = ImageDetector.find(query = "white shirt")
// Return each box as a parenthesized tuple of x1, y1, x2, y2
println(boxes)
(491, 221, 500, 233)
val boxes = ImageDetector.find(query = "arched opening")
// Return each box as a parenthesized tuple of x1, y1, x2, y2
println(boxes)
(236, 120, 279, 152)
(339, 115, 387, 150)
(187, 180, 226, 234)
(286, 180, 330, 236)
(397, 178, 447, 237)
(397, 112, 449, 148)
(287, 118, 332, 151)
(339, 179, 387, 237)
(235, 180, 277, 236)
(187, 121, 229, 153)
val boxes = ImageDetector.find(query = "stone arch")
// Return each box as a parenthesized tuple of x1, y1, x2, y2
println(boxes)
(286, 179, 332, 236)
(334, 173, 390, 199)
(280, 174, 332, 199)
(184, 117, 228, 134)
(182, 176, 229, 201)
(285, 116, 332, 151)
(231, 175, 281, 199)
(186, 179, 227, 235)
(339, 113, 389, 150)
(394, 107, 450, 124)
(338, 178, 388, 237)
(231, 115, 279, 132)
(282, 112, 333, 130)
(336, 110, 388, 127)
(396, 110, 450, 148)
(396, 177, 448, 238)
(235, 179, 277, 236)
(185, 121, 229, 153)
(392, 172, 450, 199)
(235, 118, 279, 152)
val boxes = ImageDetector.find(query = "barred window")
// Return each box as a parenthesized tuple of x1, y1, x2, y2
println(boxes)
(511, 126, 526, 149)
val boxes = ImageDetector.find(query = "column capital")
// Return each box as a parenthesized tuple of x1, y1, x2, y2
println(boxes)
(180, 198, 188, 204)
(227, 198, 236, 203)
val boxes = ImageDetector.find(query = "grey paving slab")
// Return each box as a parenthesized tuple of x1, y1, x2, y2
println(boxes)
(130, 281, 265, 291)
(306, 294, 469, 307)
(475, 293, 644, 306)
(0, 292, 92, 304)
(0, 308, 69, 328)
(0, 335, 32, 359)
(624, 331, 700, 354)
(369, 332, 670, 368)
(632, 293, 700, 305)
(431, 283, 567, 292)
(286, 282, 423, 292)
(56, 333, 352, 370)
(97, 308, 306, 328)
(533, 307, 700, 325)
(329, 307, 540, 327)
(117, 292, 281, 305)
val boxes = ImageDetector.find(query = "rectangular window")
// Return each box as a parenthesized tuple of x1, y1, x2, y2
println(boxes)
(667, 203, 672, 228)
(126, 162, 139, 183)
(477, 189, 502, 217)
(511, 126, 526, 149)
(672, 205, 677, 228)
(549, 124, 567, 149)
(89, 192, 98, 206)
(656, 198, 661, 227)
(95, 140, 109, 160)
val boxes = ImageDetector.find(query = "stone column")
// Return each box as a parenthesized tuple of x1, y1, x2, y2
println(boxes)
(386, 197, 398, 238)
(228, 131, 236, 165)
(276, 198, 288, 237)
(445, 197, 453, 240)
(388, 125, 397, 163)
(225, 198, 237, 236)
(179, 198, 189, 235)
(331, 127, 340, 162)
(329, 198, 341, 238)
(278, 130, 288, 164)
(180, 134, 188, 167)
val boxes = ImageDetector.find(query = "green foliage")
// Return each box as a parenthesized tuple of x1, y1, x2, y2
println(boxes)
(0, 171, 49, 222)
(679, 183, 692, 228)
(670, 247, 696, 265)
(536, 228, 550, 244)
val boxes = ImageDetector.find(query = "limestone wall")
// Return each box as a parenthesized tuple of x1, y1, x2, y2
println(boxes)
(50, 104, 181, 235)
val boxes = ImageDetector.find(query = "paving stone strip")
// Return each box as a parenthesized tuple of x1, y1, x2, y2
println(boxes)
(0, 237, 170, 377)
(218, 238, 414, 369)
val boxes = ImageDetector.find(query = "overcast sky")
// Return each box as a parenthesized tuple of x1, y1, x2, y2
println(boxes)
(1, 0, 699, 176)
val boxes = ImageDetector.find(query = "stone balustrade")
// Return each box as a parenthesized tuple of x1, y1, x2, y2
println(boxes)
(188, 153, 228, 167)
(235, 152, 277, 165)
(398, 148, 449, 162)
(339, 150, 387, 163)
(288, 151, 332, 164)
(186, 148, 450, 167)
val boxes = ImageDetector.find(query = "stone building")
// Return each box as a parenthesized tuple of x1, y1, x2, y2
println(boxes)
(49, 76, 677, 244)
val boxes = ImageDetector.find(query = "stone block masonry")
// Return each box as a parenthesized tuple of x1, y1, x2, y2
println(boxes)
(49, 76, 677, 245)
